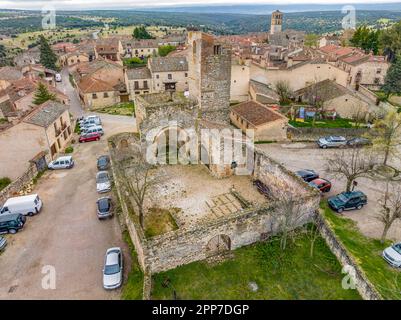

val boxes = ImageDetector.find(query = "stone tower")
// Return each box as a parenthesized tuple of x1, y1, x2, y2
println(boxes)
(270, 10, 283, 35)
(187, 31, 232, 114)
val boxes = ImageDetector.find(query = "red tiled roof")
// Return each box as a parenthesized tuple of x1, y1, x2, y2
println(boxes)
(231, 101, 287, 127)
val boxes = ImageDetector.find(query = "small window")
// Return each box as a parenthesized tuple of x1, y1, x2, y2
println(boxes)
(185, 73, 188, 77)
(92, 93, 97, 99)
(376, 69, 382, 74)
(156, 74, 159, 79)
(168, 74, 172, 80)
(213, 45, 222, 55)
(103, 92, 109, 98)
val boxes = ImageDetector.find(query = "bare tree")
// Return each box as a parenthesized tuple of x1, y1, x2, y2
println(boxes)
(275, 80, 293, 105)
(305, 216, 320, 258)
(367, 110, 401, 166)
(377, 181, 401, 243)
(114, 146, 164, 229)
(272, 192, 310, 251)
(325, 147, 377, 192)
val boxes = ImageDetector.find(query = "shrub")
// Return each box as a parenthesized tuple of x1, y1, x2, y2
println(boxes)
(0, 177, 11, 191)
(65, 146, 74, 154)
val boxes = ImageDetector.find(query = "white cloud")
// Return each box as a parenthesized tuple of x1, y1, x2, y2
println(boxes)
(1, 0, 401, 10)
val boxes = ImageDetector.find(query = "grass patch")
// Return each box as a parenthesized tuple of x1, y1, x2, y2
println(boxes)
(144, 207, 179, 238)
(121, 230, 144, 300)
(320, 201, 401, 300)
(97, 102, 135, 116)
(289, 118, 367, 129)
(151, 230, 361, 300)
(0, 118, 8, 124)
(0, 177, 11, 191)
(64, 146, 74, 154)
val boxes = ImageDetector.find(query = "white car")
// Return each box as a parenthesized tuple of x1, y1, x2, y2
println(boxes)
(383, 243, 401, 267)
(48, 156, 74, 170)
(103, 247, 123, 290)
(55, 73, 62, 82)
(96, 171, 111, 193)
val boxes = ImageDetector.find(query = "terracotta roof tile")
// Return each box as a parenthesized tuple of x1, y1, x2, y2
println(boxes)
(231, 101, 287, 127)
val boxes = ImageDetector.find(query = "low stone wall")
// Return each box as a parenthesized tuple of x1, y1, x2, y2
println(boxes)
(316, 212, 382, 300)
(289, 126, 369, 141)
(0, 164, 39, 206)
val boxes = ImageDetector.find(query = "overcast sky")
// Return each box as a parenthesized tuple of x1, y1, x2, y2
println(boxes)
(1, 0, 400, 10)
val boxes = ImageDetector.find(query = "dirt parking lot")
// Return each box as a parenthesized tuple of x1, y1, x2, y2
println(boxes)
(0, 115, 136, 299)
(257, 142, 401, 241)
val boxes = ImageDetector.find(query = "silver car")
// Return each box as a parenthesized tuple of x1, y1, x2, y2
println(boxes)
(97, 197, 113, 219)
(317, 136, 347, 149)
(96, 171, 111, 193)
(0, 237, 7, 251)
(383, 243, 401, 268)
(103, 247, 123, 290)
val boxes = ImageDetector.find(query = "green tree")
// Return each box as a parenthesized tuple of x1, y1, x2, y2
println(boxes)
(304, 34, 319, 48)
(123, 57, 147, 68)
(39, 35, 58, 70)
(132, 26, 153, 40)
(351, 26, 380, 54)
(382, 55, 401, 98)
(380, 20, 401, 61)
(33, 82, 56, 105)
(158, 45, 176, 57)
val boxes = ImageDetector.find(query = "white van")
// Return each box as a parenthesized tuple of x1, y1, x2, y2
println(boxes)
(48, 156, 74, 170)
(55, 73, 62, 82)
(0, 194, 43, 217)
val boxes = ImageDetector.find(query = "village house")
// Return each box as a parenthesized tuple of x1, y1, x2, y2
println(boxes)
(148, 56, 189, 92)
(126, 67, 152, 99)
(0, 66, 23, 90)
(249, 79, 280, 104)
(230, 100, 288, 141)
(293, 79, 371, 119)
(319, 35, 341, 48)
(0, 101, 72, 180)
(230, 59, 251, 103)
(94, 38, 124, 62)
(128, 39, 159, 59)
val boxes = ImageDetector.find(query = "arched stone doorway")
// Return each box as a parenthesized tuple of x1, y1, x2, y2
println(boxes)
(206, 234, 231, 254)
(154, 126, 190, 164)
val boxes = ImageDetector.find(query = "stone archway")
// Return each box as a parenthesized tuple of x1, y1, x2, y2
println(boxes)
(154, 126, 190, 164)
(206, 234, 231, 254)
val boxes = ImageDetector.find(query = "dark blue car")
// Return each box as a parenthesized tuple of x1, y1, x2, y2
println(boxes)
(328, 191, 367, 213)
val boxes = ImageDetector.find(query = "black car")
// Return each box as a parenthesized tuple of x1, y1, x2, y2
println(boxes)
(295, 169, 319, 182)
(97, 197, 113, 219)
(328, 191, 368, 213)
(0, 213, 26, 234)
(97, 155, 110, 171)
(346, 138, 372, 147)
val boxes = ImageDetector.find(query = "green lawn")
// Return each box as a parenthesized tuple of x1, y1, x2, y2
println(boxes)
(151, 230, 361, 300)
(121, 230, 143, 300)
(321, 202, 401, 300)
(289, 118, 366, 129)
(97, 102, 135, 116)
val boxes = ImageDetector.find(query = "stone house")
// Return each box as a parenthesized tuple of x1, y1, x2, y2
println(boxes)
(127, 67, 152, 99)
(230, 60, 250, 103)
(230, 101, 288, 141)
(293, 79, 371, 119)
(249, 80, 280, 104)
(148, 56, 189, 92)
(127, 40, 159, 59)
(319, 35, 341, 48)
(0, 66, 23, 90)
(94, 38, 124, 62)
(0, 101, 72, 180)
(62, 52, 90, 67)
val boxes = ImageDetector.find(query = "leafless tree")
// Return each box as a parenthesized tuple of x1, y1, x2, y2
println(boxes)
(114, 146, 164, 229)
(272, 192, 310, 251)
(275, 80, 293, 105)
(305, 215, 320, 258)
(377, 181, 401, 243)
(325, 147, 377, 192)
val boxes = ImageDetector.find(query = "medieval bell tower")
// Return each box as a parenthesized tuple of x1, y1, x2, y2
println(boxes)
(270, 10, 283, 35)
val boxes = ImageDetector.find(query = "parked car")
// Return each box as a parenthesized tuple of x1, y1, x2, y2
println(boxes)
(317, 136, 347, 149)
(97, 197, 113, 219)
(309, 178, 332, 193)
(328, 191, 367, 213)
(79, 132, 101, 143)
(48, 156, 74, 170)
(96, 171, 111, 193)
(103, 247, 123, 290)
(81, 125, 104, 136)
(97, 155, 110, 171)
(0, 236, 7, 251)
(79, 115, 101, 125)
(295, 169, 319, 182)
(80, 116, 101, 127)
(55, 73, 62, 82)
(346, 137, 372, 147)
(383, 242, 401, 268)
(0, 213, 26, 234)
(0, 194, 43, 216)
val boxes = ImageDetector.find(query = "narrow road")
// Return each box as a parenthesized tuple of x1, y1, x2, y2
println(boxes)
(57, 68, 85, 118)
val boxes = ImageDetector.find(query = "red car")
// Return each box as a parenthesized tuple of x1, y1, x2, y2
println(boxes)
(79, 132, 101, 143)
(309, 178, 332, 193)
